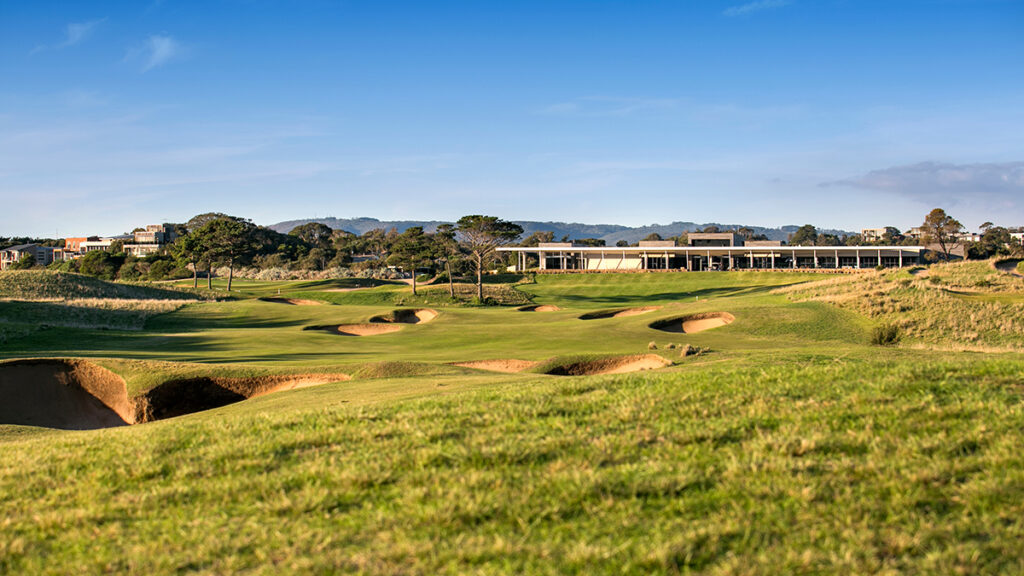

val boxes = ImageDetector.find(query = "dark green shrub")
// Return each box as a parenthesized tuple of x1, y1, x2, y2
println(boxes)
(871, 323, 901, 346)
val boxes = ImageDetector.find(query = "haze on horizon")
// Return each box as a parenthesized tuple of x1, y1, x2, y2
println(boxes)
(2, 0, 1023, 238)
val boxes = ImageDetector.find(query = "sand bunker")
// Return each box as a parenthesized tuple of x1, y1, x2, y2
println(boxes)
(136, 374, 348, 422)
(543, 354, 671, 376)
(650, 312, 735, 334)
(452, 359, 540, 373)
(306, 323, 404, 336)
(0, 358, 349, 429)
(518, 305, 562, 312)
(259, 297, 322, 306)
(579, 306, 662, 320)
(370, 308, 438, 324)
(0, 359, 135, 430)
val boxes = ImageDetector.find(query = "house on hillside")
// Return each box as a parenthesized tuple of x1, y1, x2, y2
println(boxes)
(0, 244, 61, 270)
(64, 236, 100, 255)
(861, 228, 888, 242)
(124, 224, 177, 257)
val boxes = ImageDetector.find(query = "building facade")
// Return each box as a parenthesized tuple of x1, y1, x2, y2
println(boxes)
(0, 244, 61, 270)
(500, 235, 924, 273)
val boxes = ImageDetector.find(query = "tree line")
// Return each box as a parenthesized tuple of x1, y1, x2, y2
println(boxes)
(10, 207, 1022, 282)
(45, 213, 524, 299)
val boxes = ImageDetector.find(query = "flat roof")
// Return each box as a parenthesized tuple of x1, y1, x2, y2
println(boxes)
(499, 245, 924, 252)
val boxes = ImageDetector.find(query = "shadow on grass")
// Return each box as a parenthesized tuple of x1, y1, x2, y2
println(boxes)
(0, 328, 355, 364)
(544, 283, 787, 306)
(145, 309, 310, 331)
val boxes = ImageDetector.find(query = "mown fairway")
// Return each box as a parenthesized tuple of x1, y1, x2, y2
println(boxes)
(1, 266, 1023, 574)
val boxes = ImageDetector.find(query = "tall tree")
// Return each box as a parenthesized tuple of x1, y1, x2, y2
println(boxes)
(519, 231, 555, 247)
(197, 217, 258, 291)
(388, 227, 437, 296)
(186, 212, 233, 232)
(921, 208, 964, 261)
(789, 225, 818, 246)
(882, 226, 904, 245)
(289, 222, 334, 247)
(968, 225, 1011, 260)
(359, 228, 398, 265)
(172, 232, 207, 288)
(456, 215, 523, 301)
(434, 224, 461, 298)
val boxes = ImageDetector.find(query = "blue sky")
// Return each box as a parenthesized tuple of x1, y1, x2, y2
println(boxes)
(2, 0, 1023, 237)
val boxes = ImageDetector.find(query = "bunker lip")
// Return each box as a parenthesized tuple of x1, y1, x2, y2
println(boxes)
(259, 297, 323, 306)
(650, 312, 735, 334)
(451, 359, 540, 373)
(579, 306, 662, 320)
(518, 305, 562, 312)
(370, 308, 438, 324)
(542, 354, 671, 376)
(0, 358, 349, 429)
(136, 374, 349, 423)
(305, 323, 404, 336)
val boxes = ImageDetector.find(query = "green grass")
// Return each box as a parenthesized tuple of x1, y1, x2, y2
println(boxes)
(2, 358, 1023, 574)
(2, 267, 1024, 574)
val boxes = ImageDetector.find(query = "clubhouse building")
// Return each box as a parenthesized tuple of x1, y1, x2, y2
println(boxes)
(499, 233, 925, 272)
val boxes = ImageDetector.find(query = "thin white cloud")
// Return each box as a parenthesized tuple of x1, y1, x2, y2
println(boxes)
(141, 34, 184, 71)
(821, 161, 1024, 204)
(31, 18, 106, 54)
(723, 0, 793, 17)
(538, 97, 678, 117)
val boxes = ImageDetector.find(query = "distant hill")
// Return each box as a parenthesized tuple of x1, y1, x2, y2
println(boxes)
(268, 217, 853, 244)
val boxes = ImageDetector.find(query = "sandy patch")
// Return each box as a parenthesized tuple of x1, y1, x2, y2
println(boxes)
(0, 359, 134, 429)
(452, 359, 539, 373)
(307, 323, 404, 336)
(371, 308, 438, 324)
(0, 358, 350, 429)
(579, 306, 662, 320)
(259, 297, 322, 306)
(137, 373, 349, 422)
(518, 305, 562, 312)
(651, 312, 735, 334)
(543, 354, 671, 376)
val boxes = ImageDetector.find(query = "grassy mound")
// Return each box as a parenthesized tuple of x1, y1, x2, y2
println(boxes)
(776, 260, 1024, 350)
(0, 270, 196, 300)
(1, 358, 1022, 573)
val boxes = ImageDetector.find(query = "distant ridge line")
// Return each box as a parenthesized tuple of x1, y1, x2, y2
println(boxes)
(267, 217, 854, 244)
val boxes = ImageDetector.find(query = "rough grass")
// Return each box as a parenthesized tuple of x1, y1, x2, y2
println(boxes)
(0, 270, 198, 300)
(1, 358, 1022, 574)
(777, 260, 1024, 350)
